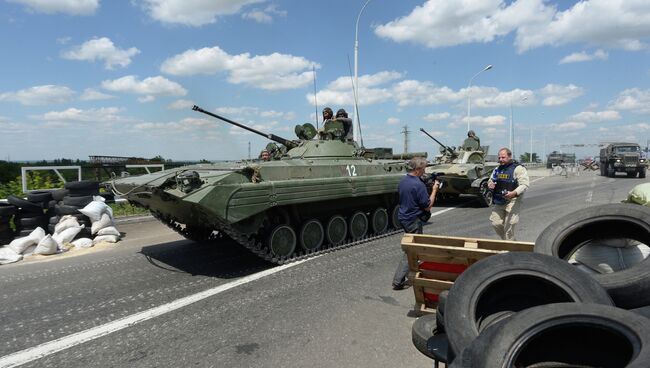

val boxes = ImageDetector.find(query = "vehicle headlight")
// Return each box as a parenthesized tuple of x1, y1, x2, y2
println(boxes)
(641, 159, 646, 163)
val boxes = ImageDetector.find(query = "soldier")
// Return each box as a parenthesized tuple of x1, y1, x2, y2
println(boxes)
(462, 130, 481, 150)
(487, 147, 529, 240)
(259, 149, 270, 161)
(392, 157, 440, 290)
(322, 107, 334, 123)
(335, 108, 353, 141)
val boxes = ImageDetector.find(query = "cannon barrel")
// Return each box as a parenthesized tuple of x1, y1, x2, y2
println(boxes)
(192, 105, 298, 149)
(420, 128, 455, 155)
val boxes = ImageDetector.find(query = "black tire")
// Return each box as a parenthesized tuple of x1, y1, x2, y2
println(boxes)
(535, 203, 650, 309)
(631, 305, 650, 320)
(477, 179, 492, 207)
(66, 188, 99, 197)
(18, 216, 48, 228)
(444, 252, 613, 360)
(27, 190, 53, 203)
(54, 204, 81, 216)
(7, 195, 43, 213)
(0, 203, 17, 217)
(62, 195, 94, 207)
(51, 189, 69, 201)
(453, 303, 650, 368)
(640, 169, 647, 179)
(435, 290, 448, 334)
(64, 180, 99, 191)
(389, 205, 401, 230)
(412, 314, 439, 359)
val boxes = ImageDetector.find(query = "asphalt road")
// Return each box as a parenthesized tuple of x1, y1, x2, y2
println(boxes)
(0, 169, 646, 368)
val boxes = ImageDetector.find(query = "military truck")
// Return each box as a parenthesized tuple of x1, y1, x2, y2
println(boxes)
(420, 129, 496, 206)
(546, 151, 576, 169)
(599, 143, 647, 178)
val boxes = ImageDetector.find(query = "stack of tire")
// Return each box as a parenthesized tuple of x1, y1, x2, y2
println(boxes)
(51, 180, 100, 240)
(412, 203, 650, 367)
(0, 202, 17, 244)
(7, 193, 51, 238)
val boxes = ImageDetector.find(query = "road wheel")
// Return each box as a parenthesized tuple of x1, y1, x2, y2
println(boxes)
(455, 303, 650, 368)
(299, 219, 324, 251)
(389, 205, 401, 230)
(534, 203, 650, 308)
(268, 225, 296, 257)
(348, 211, 368, 240)
(607, 165, 615, 177)
(477, 180, 492, 207)
(325, 215, 347, 246)
(370, 208, 388, 234)
(640, 169, 647, 179)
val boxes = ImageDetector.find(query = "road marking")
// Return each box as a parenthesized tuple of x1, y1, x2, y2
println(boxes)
(586, 191, 593, 202)
(0, 260, 307, 367)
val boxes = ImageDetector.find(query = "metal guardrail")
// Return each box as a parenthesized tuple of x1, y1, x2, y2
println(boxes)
(21, 166, 82, 193)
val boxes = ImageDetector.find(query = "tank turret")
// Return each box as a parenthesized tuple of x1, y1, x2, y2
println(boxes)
(107, 105, 413, 264)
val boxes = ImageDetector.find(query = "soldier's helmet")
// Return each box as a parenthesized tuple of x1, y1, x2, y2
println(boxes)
(336, 108, 348, 118)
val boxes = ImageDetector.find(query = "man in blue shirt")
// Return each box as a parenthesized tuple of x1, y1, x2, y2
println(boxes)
(392, 157, 439, 290)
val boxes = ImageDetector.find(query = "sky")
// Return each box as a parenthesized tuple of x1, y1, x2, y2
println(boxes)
(1, 0, 650, 162)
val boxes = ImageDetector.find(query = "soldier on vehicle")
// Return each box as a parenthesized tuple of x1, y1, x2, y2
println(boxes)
(462, 130, 481, 150)
(259, 149, 270, 161)
(392, 157, 440, 290)
(322, 107, 334, 123)
(335, 108, 353, 141)
(487, 147, 529, 240)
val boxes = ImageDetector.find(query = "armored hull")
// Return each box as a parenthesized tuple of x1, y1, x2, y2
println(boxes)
(109, 108, 411, 263)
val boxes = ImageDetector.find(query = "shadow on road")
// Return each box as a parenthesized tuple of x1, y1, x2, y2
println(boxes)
(139, 237, 273, 279)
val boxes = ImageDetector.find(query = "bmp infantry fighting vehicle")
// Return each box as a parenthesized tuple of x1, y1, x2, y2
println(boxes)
(420, 128, 496, 206)
(108, 105, 417, 264)
(599, 142, 647, 178)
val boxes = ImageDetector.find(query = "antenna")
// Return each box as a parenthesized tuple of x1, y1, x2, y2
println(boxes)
(401, 125, 410, 153)
(312, 65, 319, 129)
(347, 54, 364, 147)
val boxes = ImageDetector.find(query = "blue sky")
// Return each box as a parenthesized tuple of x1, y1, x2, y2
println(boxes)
(1, 0, 650, 161)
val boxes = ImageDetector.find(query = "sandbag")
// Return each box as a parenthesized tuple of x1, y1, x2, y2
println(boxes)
(627, 183, 650, 206)
(0, 247, 22, 264)
(54, 215, 80, 234)
(91, 213, 114, 235)
(97, 226, 120, 236)
(52, 225, 84, 246)
(5, 226, 45, 254)
(79, 200, 112, 222)
(71, 238, 93, 248)
(34, 234, 59, 255)
(93, 235, 119, 244)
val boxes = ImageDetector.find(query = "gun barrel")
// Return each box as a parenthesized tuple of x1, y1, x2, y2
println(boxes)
(419, 128, 454, 155)
(192, 105, 296, 148)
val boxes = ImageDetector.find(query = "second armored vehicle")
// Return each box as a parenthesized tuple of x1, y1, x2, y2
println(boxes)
(108, 106, 415, 264)
(421, 129, 496, 206)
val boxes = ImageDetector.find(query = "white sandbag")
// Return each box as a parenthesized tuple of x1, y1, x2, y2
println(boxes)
(93, 195, 105, 203)
(7, 237, 38, 255)
(71, 238, 93, 248)
(79, 200, 111, 222)
(0, 247, 22, 264)
(29, 227, 46, 242)
(52, 225, 84, 246)
(54, 215, 80, 234)
(34, 234, 59, 255)
(91, 213, 114, 235)
(627, 183, 650, 207)
(93, 235, 119, 244)
(22, 244, 37, 256)
(97, 226, 120, 236)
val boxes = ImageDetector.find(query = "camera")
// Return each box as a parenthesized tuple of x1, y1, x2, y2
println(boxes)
(421, 172, 445, 193)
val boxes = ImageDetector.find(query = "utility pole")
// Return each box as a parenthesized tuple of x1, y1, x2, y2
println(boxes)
(248, 141, 251, 160)
(401, 125, 410, 153)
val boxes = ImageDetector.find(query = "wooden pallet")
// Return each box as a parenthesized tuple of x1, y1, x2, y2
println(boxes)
(401, 234, 534, 315)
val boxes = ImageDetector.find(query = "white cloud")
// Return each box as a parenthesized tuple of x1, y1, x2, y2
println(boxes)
(213, 106, 296, 121)
(0, 85, 75, 105)
(386, 117, 401, 125)
(32, 107, 125, 123)
(161, 46, 319, 90)
(538, 84, 584, 106)
(79, 88, 114, 101)
(62, 37, 140, 69)
(101, 75, 187, 101)
(142, 0, 265, 27)
(242, 4, 286, 24)
(8, 0, 99, 15)
(551, 122, 587, 131)
(422, 112, 450, 122)
(167, 99, 194, 110)
(609, 88, 650, 114)
(559, 49, 608, 64)
(308, 72, 402, 107)
(132, 117, 220, 133)
(571, 110, 621, 122)
(376, 0, 650, 53)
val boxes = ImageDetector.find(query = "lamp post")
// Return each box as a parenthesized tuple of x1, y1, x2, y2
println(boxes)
(466, 64, 493, 132)
(352, 0, 375, 145)
(509, 96, 527, 158)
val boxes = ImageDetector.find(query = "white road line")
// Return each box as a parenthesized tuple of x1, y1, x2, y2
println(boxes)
(0, 260, 307, 367)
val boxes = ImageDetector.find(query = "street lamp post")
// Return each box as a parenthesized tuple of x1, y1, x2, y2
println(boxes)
(352, 0, 375, 145)
(466, 64, 493, 132)
(509, 96, 527, 158)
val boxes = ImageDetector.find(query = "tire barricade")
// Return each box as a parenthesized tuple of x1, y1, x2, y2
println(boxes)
(408, 202, 650, 367)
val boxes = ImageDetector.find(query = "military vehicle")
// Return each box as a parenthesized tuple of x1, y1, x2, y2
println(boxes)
(107, 105, 418, 264)
(420, 129, 496, 206)
(599, 142, 647, 178)
(546, 151, 576, 169)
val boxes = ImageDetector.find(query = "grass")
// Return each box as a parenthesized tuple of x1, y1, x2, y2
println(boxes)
(109, 202, 150, 217)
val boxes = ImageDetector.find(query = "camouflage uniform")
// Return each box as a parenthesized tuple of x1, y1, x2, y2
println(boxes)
(488, 162, 529, 240)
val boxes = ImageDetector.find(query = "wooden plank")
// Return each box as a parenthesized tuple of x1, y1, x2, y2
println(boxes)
(413, 276, 454, 289)
(404, 243, 505, 259)
(418, 254, 474, 265)
(418, 269, 461, 282)
(402, 233, 534, 252)
(464, 240, 478, 249)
